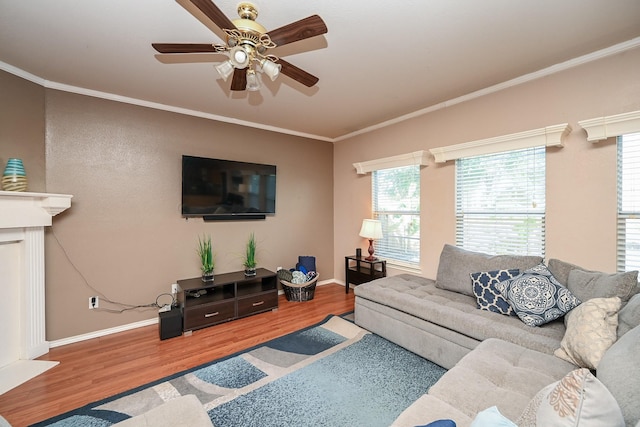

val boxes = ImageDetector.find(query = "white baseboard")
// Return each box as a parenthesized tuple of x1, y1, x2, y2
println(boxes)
(50, 318, 158, 348)
(50, 278, 343, 348)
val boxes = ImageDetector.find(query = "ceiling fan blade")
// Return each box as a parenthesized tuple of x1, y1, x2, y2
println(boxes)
(278, 59, 319, 87)
(189, 0, 236, 30)
(230, 69, 247, 91)
(152, 43, 218, 53)
(268, 15, 327, 47)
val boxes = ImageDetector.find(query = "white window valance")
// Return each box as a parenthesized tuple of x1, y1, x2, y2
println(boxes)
(578, 110, 640, 142)
(429, 123, 571, 163)
(353, 150, 429, 174)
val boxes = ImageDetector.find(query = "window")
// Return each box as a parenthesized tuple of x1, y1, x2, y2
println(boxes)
(455, 147, 545, 256)
(617, 132, 640, 272)
(372, 165, 420, 267)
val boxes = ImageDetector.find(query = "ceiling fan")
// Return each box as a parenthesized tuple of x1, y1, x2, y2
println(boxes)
(152, 0, 328, 92)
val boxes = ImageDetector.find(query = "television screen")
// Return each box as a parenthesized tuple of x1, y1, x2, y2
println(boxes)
(181, 155, 276, 217)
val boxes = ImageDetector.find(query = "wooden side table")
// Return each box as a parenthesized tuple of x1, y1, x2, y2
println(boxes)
(345, 255, 387, 294)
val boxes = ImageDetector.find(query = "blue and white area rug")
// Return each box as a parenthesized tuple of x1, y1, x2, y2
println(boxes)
(33, 314, 446, 427)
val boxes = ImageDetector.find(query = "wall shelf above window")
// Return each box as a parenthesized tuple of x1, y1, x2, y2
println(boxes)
(430, 123, 571, 163)
(353, 150, 429, 174)
(579, 110, 640, 142)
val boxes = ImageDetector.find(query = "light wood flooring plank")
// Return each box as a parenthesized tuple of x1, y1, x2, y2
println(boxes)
(0, 283, 355, 427)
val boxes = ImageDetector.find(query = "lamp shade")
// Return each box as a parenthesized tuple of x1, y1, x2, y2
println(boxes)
(260, 59, 281, 81)
(246, 70, 261, 91)
(215, 60, 234, 81)
(359, 219, 383, 240)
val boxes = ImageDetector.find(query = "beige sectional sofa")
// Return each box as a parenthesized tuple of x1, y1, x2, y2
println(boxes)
(354, 244, 640, 426)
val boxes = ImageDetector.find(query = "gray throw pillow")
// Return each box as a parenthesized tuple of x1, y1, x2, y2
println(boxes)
(618, 293, 640, 337)
(547, 258, 586, 286)
(567, 269, 638, 303)
(597, 324, 640, 427)
(435, 244, 542, 297)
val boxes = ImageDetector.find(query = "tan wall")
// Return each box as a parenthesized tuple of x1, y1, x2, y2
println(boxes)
(3, 46, 640, 341)
(0, 71, 46, 191)
(40, 90, 333, 340)
(334, 48, 640, 281)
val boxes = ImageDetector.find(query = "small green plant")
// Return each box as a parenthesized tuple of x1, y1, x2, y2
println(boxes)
(243, 232, 257, 269)
(197, 234, 215, 274)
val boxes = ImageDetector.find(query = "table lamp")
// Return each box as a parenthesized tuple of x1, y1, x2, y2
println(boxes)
(359, 219, 383, 261)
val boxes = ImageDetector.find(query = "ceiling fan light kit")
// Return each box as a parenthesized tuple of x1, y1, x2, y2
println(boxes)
(260, 59, 281, 81)
(246, 69, 260, 91)
(214, 60, 234, 81)
(152, 0, 327, 93)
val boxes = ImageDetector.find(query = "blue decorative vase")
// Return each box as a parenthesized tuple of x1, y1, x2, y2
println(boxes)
(2, 158, 28, 191)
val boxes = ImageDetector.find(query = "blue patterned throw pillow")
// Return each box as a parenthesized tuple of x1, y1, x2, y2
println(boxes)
(495, 263, 581, 327)
(470, 269, 520, 316)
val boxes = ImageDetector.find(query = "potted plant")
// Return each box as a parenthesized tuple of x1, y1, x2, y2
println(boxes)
(243, 232, 257, 276)
(197, 234, 215, 282)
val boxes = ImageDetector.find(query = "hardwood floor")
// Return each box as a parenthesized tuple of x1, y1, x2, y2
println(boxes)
(0, 283, 355, 427)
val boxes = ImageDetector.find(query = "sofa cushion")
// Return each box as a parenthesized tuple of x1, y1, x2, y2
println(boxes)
(427, 338, 576, 422)
(554, 297, 621, 369)
(470, 269, 519, 316)
(517, 368, 624, 427)
(436, 244, 542, 297)
(567, 269, 638, 303)
(618, 293, 640, 337)
(496, 264, 581, 327)
(355, 275, 566, 356)
(597, 324, 640, 427)
(391, 394, 473, 427)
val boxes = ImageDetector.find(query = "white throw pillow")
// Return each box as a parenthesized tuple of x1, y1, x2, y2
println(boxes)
(517, 368, 624, 427)
(470, 406, 516, 427)
(554, 297, 621, 369)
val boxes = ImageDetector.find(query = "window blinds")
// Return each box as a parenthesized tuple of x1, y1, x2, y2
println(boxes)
(372, 165, 420, 267)
(617, 132, 640, 272)
(455, 146, 546, 256)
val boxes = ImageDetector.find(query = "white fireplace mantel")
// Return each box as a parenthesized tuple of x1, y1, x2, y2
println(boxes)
(0, 190, 72, 229)
(0, 191, 72, 362)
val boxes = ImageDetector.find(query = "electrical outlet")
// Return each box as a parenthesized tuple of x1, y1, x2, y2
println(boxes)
(171, 283, 179, 294)
(89, 296, 99, 309)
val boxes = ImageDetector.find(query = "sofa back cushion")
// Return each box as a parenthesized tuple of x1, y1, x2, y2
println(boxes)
(597, 324, 640, 427)
(548, 258, 639, 302)
(436, 244, 543, 297)
(618, 293, 640, 337)
(567, 269, 638, 303)
(547, 258, 584, 286)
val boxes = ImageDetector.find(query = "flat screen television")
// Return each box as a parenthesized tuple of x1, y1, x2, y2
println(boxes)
(181, 155, 276, 219)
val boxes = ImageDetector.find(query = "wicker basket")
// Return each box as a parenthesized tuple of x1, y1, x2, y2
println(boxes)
(281, 274, 319, 302)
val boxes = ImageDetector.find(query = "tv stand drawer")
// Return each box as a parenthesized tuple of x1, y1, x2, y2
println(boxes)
(237, 292, 277, 317)
(183, 301, 235, 331)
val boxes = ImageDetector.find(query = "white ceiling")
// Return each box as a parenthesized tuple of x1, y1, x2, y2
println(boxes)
(1, 1, 640, 142)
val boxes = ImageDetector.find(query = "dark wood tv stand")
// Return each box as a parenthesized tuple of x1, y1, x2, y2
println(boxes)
(177, 268, 278, 332)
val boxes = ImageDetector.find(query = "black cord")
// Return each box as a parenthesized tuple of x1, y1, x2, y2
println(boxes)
(156, 293, 175, 308)
(52, 229, 171, 314)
